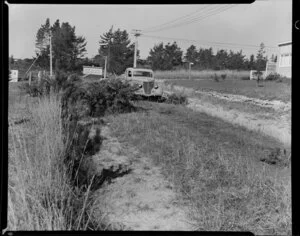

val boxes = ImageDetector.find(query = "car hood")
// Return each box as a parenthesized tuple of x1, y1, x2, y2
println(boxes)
(129, 77, 155, 83)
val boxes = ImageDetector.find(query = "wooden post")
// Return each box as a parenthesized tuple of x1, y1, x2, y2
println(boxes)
(50, 32, 53, 78)
(29, 71, 32, 85)
(104, 56, 107, 79)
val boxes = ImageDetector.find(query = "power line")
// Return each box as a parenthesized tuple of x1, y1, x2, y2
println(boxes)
(150, 5, 235, 33)
(141, 5, 212, 32)
(143, 5, 235, 33)
(141, 34, 278, 52)
(143, 5, 228, 33)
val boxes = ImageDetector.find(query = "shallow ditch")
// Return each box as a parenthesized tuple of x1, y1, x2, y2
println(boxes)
(62, 117, 133, 230)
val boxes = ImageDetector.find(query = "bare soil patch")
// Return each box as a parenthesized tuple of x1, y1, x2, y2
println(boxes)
(91, 125, 195, 230)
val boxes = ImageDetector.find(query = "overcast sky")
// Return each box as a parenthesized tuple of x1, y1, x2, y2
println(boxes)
(8, 1, 292, 60)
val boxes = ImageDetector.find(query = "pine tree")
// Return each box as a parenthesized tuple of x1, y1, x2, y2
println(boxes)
(147, 43, 167, 70)
(249, 54, 255, 70)
(255, 42, 267, 71)
(98, 27, 136, 75)
(165, 42, 183, 68)
(185, 45, 198, 64)
(35, 18, 51, 69)
(35, 18, 87, 72)
(214, 49, 228, 70)
(147, 42, 183, 70)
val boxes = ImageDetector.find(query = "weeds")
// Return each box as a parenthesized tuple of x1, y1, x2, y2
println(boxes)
(165, 92, 188, 105)
(7, 91, 99, 230)
(221, 74, 227, 80)
(8, 95, 76, 230)
(8, 73, 141, 230)
(213, 74, 220, 82)
(108, 104, 291, 235)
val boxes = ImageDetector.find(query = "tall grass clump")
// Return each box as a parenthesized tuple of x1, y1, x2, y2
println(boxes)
(8, 73, 141, 231)
(8, 94, 100, 230)
(165, 92, 188, 105)
(108, 107, 291, 235)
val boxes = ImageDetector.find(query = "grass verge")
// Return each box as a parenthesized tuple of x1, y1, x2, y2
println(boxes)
(7, 93, 102, 230)
(164, 78, 291, 102)
(108, 102, 291, 235)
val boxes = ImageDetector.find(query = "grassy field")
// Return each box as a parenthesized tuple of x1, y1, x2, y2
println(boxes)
(164, 78, 291, 102)
(108, 101, 291, 235)
(7, 80, 291, 234)
(154, 69, 250, 80)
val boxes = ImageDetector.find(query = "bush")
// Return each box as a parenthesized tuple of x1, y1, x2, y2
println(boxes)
(61, 78, 139, 120)
(165, 93, 188, 105)
(18, 81, 44, 97)
(213, 73, 219, 82)
(265, 72, 281, 81)
(221, 74, 227, 80)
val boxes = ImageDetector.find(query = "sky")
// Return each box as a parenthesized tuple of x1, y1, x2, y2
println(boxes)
(8, 1, 292, 61)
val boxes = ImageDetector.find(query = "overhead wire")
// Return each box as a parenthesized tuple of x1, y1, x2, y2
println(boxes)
(141, 5, 212, 32)
(141, 34, 279, 53)
(142, 5, 235, 33)
(137, 4, 278, 56)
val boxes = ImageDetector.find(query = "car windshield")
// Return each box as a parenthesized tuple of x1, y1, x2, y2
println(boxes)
(133, 71, 153, 77)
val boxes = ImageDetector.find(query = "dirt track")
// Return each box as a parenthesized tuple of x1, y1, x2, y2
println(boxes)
(91, 126, 195, 230)
(161, 83, 291, 147)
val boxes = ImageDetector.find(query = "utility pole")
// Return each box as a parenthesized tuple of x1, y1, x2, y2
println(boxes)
(49, 31, 53, 78)
(99, 42, 109, 79)
(104, 56, 107, 79)
(132, 29, 141, 68)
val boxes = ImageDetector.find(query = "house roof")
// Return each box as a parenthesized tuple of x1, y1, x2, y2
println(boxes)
(278, 41, 292, 47)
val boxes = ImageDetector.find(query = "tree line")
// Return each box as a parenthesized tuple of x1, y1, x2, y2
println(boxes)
(10, 18, 277, 77)
(147, 42, 276, 71)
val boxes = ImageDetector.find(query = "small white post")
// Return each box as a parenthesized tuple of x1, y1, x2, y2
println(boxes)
(188, 62, 194, 80)
(104, 56, 107, 79)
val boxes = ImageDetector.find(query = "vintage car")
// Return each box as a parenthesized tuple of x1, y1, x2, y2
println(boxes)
(124, 68, 165, 98)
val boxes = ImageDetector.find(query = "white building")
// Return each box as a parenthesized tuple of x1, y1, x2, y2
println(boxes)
(9, 70, 19, 82)
(277, 41, 292, 78)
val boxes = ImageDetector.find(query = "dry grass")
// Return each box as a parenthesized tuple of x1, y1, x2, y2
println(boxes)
(108, 102, 291, 235)
(7, 85, 100, 230)
(163, 78, 291, 102)
(154, 70, 249, 80)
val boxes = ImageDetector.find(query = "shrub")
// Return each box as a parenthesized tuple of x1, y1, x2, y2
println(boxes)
(213, 73, 220, 82)
(19, 71, 81, 97)
(165, 93, 188, 105)
(221, 74, 227, 80)
(265, 72, 281, 81)
(61, 78, 139, 120)
(241, 76, 250, 80)
(18, 81, 44, 97)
